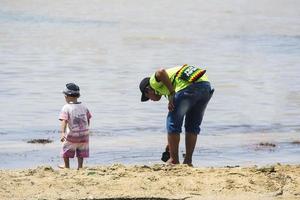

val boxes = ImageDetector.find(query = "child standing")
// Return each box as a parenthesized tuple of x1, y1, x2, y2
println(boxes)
(59, 83, 92, 169)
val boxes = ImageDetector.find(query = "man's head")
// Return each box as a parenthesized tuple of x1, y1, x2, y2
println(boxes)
(139, 77, 150, 102)
(139, 77, 161, 102)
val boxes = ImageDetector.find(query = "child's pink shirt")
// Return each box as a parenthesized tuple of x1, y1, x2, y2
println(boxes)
(59, 103, 92, 143)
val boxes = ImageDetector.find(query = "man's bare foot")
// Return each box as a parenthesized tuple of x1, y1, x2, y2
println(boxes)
(183, 162, 193, 167)
(183, 159, 193, 167)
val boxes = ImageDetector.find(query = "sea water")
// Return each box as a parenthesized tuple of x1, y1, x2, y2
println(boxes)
(0, 0, 300, 169)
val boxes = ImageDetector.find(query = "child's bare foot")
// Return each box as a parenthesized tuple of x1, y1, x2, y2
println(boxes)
(58, 165, 69, 169)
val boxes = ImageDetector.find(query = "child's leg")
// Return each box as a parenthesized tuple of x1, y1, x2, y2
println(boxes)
(64, 157, 70, 168)
(61, 141, 75, 168)
(76, 142, 88, 169)
(77, 157, 83, 169)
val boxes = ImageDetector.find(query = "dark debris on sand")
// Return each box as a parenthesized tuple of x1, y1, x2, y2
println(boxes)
(258, 142, 276, 147)
(253, 142, 277, 152)
(27, 139, 53, 144)
(291, 141, 300, 145)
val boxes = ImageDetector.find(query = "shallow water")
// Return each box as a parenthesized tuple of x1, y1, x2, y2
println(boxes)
(0, 0, 300, 169)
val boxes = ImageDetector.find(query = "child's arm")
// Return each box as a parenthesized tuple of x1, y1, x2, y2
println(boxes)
(87, 110, 92, 126)
(60, 119, 67, 142)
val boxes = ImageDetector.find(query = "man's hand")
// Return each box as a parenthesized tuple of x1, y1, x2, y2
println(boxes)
(168, 91, 175, 112)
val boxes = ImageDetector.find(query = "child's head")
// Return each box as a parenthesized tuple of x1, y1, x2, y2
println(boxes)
(63, 83, 80, 102)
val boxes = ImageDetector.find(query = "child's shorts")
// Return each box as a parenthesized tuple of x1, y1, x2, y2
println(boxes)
(61, 141, 89, 158)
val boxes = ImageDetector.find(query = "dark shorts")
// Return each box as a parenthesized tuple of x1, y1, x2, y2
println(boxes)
(166, 81, 213, 134)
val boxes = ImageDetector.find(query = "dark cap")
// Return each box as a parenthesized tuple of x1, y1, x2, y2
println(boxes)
(139, 77, 150, 102)
(63, 83, 80, 96)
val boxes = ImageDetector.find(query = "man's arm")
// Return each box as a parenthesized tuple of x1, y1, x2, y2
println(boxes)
(155, 68, 175, 111)
(155, 68, 175, 94)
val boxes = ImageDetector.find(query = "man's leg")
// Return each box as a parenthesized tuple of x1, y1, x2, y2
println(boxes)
(166, 87, 195, 165)
(167, 133, 180, 164)
(183, 133, 197, 166)
(184, 85, 212, 166)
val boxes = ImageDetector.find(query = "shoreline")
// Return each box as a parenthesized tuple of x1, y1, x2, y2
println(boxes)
(1, 130, 300, 170)
(1, 163, 299, 200)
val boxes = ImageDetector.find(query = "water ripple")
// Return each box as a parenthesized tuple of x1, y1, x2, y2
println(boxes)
(0, 10, 119, 27)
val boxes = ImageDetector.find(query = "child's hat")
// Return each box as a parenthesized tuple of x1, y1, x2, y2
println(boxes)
(63, 83, 80, 95)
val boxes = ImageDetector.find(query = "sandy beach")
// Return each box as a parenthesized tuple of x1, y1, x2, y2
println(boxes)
(1, 164, 299, 200)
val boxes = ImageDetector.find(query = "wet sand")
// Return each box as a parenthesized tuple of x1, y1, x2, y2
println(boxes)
(0, 164, 300, 200)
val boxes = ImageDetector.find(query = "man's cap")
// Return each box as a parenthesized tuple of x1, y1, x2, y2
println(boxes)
(63, 83, 80, 96)
(139, 77, 150, 102)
